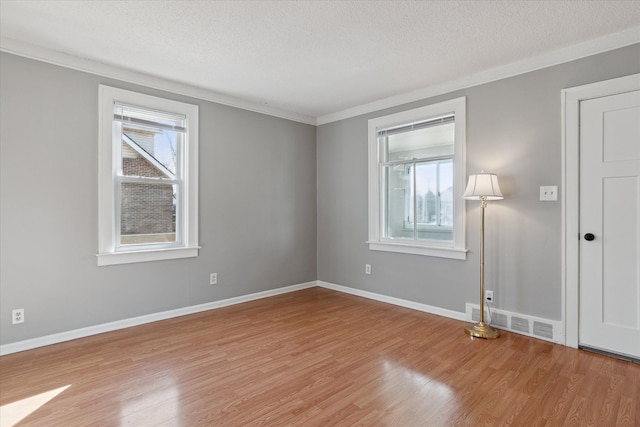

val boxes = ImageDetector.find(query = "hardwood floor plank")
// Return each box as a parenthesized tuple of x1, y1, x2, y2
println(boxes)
(1, 287, 639, 426)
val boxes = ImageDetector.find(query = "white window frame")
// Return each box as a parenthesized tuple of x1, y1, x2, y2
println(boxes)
(98, 85, 199, 266)
(367, 97, 467, 260)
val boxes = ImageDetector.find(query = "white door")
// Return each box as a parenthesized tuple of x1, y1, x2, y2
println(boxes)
(579, 89, 640, 359)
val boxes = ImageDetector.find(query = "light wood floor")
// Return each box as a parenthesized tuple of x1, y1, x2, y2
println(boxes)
(1, 287, 638, 426)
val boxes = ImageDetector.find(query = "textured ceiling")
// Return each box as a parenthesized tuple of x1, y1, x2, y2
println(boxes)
(1, 1, 639, 123)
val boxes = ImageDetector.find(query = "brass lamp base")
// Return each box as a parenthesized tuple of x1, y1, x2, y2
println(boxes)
(464, 322, 500, 339)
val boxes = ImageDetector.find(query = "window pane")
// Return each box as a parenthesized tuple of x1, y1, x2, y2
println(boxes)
(384, 164, 413, 240)
(415, 159, 453, 242)
(385, 122, 454, 162)
(120, 182, 177, 245)
(438, 160, 454, 227)
(415, 162, 438, 225)
(122, 127, 179, 178)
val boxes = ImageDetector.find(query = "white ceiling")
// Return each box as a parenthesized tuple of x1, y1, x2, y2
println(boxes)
(1, 1, 639, 124)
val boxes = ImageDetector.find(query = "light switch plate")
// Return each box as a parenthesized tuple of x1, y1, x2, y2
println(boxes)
(540, 186, 558, 201)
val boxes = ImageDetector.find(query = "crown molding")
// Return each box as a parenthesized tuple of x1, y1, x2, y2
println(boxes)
(2, 26, 639, 127)
(0, 38, 316, 126)
(316, 26, 640, 125)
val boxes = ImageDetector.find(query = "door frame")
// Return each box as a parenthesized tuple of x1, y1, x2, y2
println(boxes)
(561, 73, 640, 348)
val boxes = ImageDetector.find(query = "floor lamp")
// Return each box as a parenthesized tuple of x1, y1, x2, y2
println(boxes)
(463, 172, 503, 339)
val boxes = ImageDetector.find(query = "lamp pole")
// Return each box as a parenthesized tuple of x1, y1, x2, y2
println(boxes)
(480, 196, 486, 325)
(464, 195, 500, 339)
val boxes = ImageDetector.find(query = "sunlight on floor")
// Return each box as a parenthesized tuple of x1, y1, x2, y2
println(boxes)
(383, 359, 455, 400)
(0, 385, 71, 427)
(119, 382, 180, 426)
(381, 358, 459, 421)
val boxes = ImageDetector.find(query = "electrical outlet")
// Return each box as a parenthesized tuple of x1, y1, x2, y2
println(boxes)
(540, 185, 558, 201)
(210, 273, 218, 285)
(365, 264, 371, 275)
(485, 290, 494, 303)
(12, 308, 24, 324)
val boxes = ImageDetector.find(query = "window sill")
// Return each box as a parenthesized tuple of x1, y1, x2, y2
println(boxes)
(97, 246, 199, 266)
(368, 241, 467, 260)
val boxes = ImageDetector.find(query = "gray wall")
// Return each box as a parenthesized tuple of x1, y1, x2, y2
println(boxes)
(0, 53, 317, 345)
(2, 44, 639, 346)
(317, 44, 640, 321)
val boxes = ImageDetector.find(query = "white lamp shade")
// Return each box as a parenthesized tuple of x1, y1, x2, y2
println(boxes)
(463, 173, 503, 200)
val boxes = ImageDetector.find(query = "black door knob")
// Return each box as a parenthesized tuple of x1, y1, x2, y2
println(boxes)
(584, 233, 595, 241)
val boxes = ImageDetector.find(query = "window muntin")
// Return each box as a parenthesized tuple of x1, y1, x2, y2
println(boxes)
(368, 97, 466, 259)
(98, 86, 199, 266)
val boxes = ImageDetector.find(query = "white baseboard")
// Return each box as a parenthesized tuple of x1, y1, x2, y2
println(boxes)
(465, 303, 563, 344)
(318, 282, 564, 344)
(317, 281, 466, 321)
(0, 281, 317, 356)
(1, 280, 564, 356)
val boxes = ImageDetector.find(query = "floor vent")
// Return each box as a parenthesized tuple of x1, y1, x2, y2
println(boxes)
(466, 303, 562, 343)
(533, 321, 554, 340)
(511, 316, 530, 334)
(493, 312, 509, 328)
(471, 308, 508, 328)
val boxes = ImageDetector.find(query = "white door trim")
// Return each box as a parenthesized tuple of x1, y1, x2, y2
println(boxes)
(561, 73, 640, 348)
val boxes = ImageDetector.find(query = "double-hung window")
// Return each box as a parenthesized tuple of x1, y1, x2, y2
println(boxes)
(368, 97, 467, 259)
(98, 86, 199, 266)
